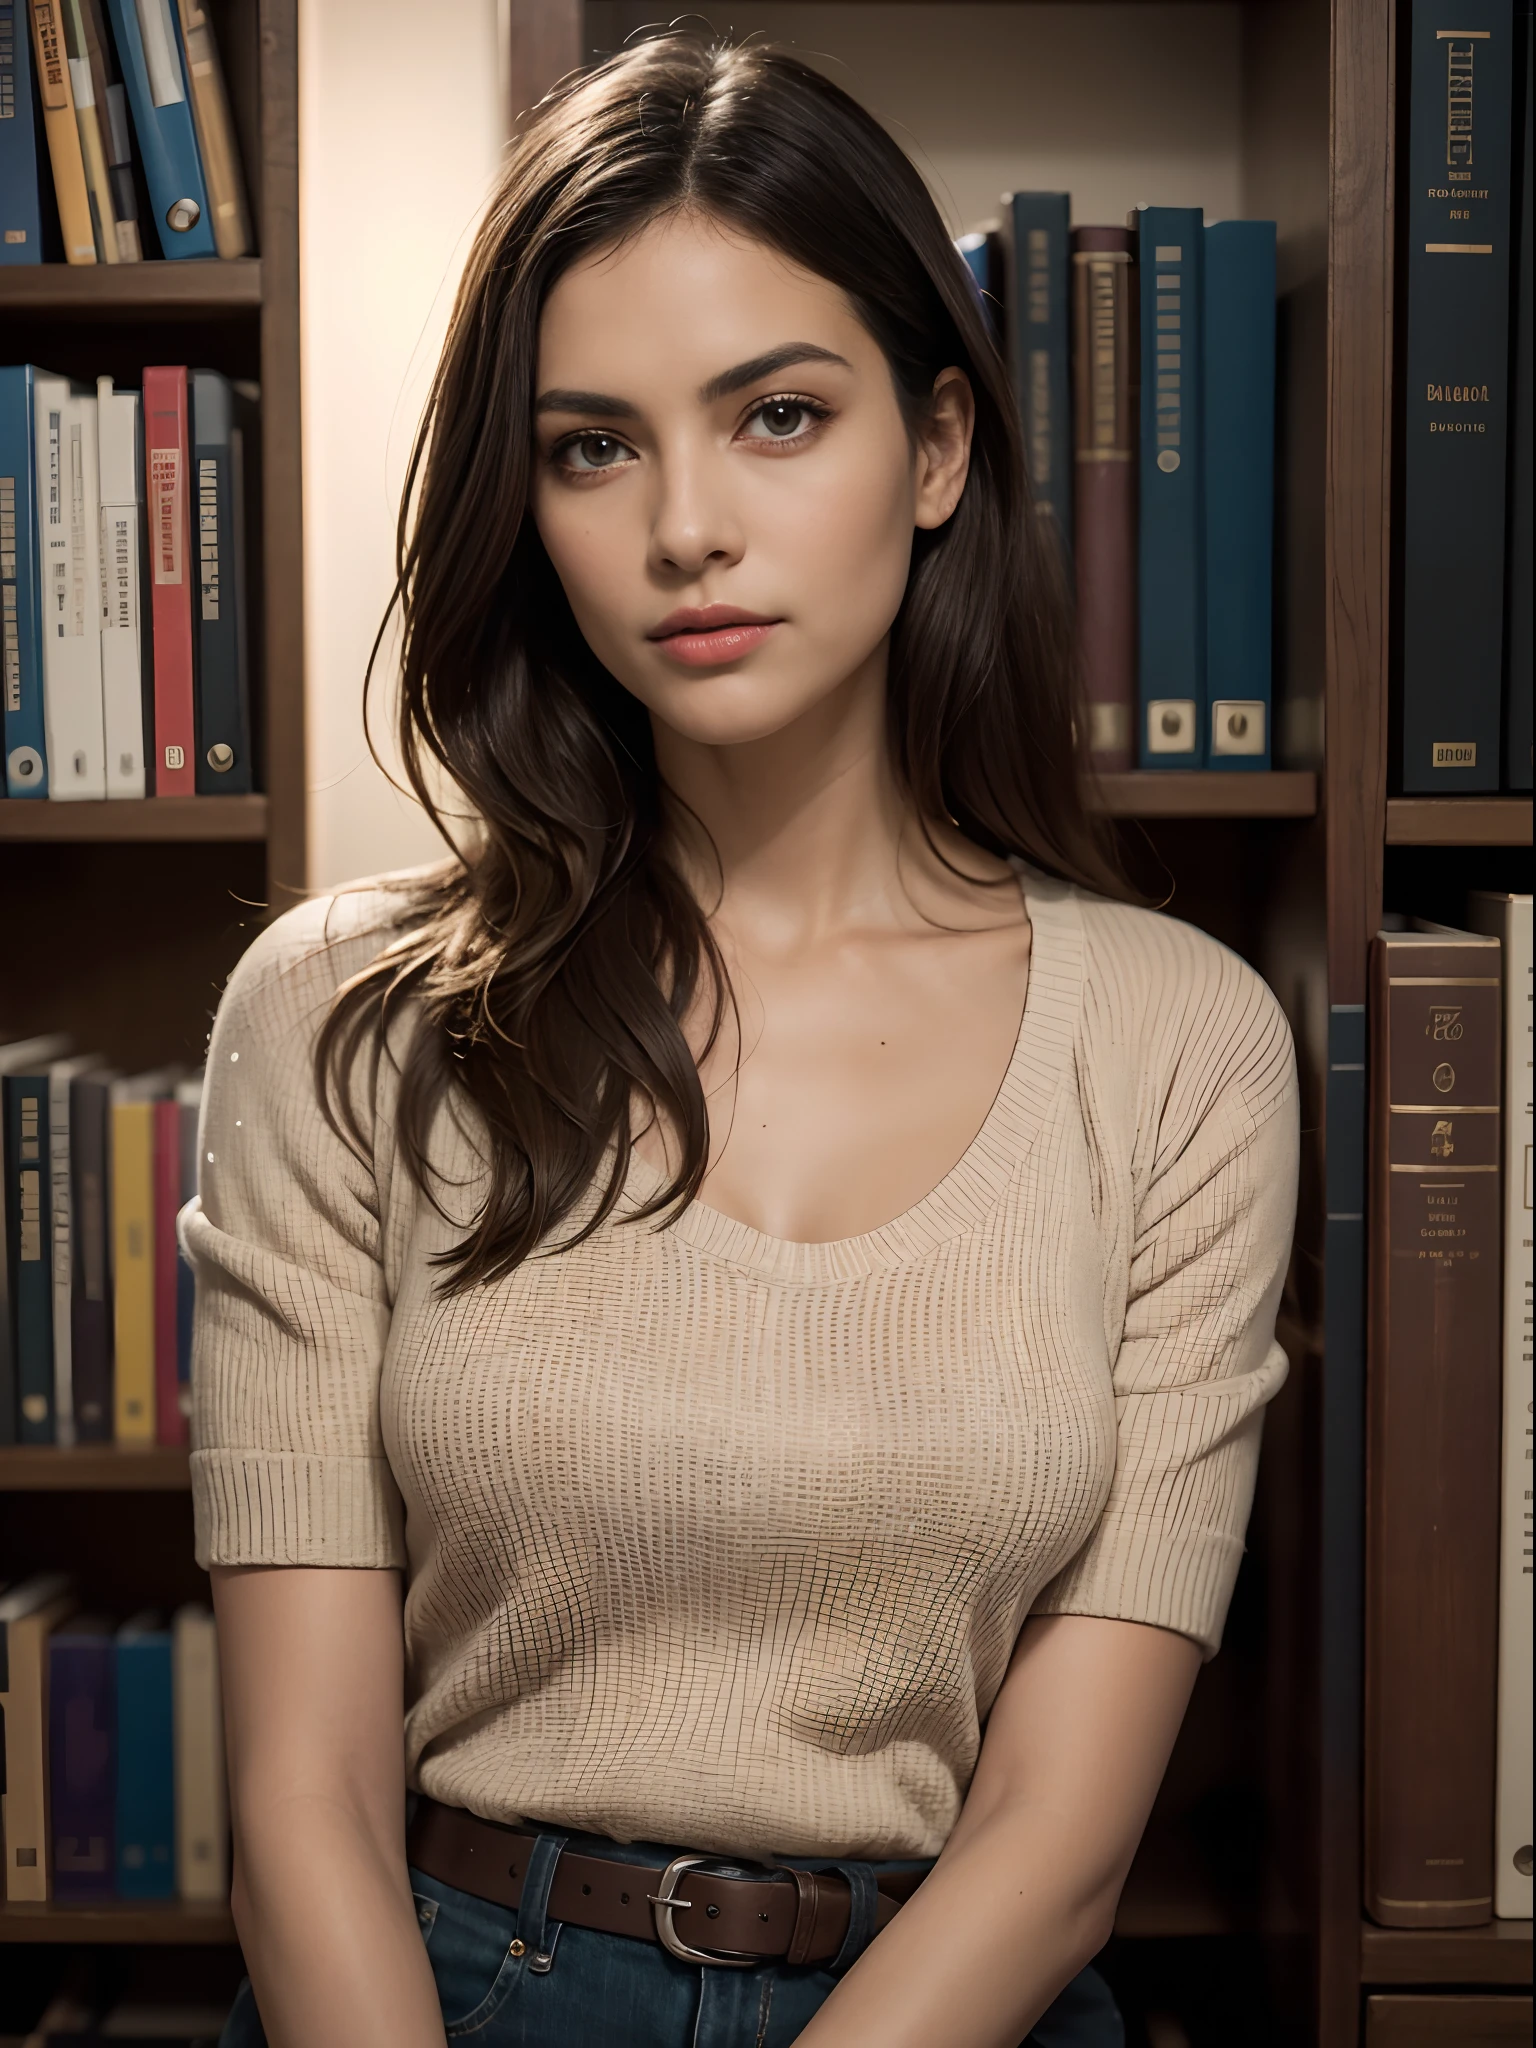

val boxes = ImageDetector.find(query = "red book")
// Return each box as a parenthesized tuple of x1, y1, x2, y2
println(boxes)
(152, 1097, 186, 1446)
(143, 366, 196, 796)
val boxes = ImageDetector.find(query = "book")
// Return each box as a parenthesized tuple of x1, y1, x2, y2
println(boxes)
(0, 1035, 69, 1443)
(69, 1066, 115, 1442)
(190, 370, 252, 791)
(58, 0, 120, 262)
(174, 1072, 200, 1414)
(174, 0, 249, 258)
(48, 1052, 101, 1447)
(4, 1067, 56, 1441)
(1365, 918, 1503, 1927)
(27, 0, 96, 262)
(1399, 0, 1517, 791)
(1070, 226, 1137, 770)
(34, 372, 108, 799)
(172, 1602, 226, 1901)
(1508, 0, 1534, 790)
(142, 365, 195, 793)
(115, 1614, 174, 1898)
(0, 1574, 75, 1900)
(79, 0, 142, 260)
(1, 0, 46, 262)
(1003, 192, 1073, 567)
(0, 364, 50, 796)
(1203, 219, 1276, 770)
(103, 0, 215, 259)
(152, 1095, 184, 1444)
(96, 376, 149, 797)
(955, 224, 1004, 350)
(1132, 205, 1205, 767)
(1468, 891, 1534, 1918)
(49, 1615, 115, 1900)
(109, 1064, 180, 1441)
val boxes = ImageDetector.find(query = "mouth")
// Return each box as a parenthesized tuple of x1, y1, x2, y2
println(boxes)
(646, 605, 781, 668)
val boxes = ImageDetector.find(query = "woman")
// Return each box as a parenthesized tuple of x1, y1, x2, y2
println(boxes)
(190, 33, 1299, 2048)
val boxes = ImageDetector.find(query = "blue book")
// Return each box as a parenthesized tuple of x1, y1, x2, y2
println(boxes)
(116, 1616, 175, 1899)
(1134, 207, 1206, 768)
(0, 0, 45, 262)
(0, 365, 49, 796)
(3, 1072, 55, 1442)
(190, 371, 253, 791)
(1006, 192, 1073, 566)
(103, 0, 217, 260)
(1203, 220, 1276, 770)
(50, 1618, 116, 1901)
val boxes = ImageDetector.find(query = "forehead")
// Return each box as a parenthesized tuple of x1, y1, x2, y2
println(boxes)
(536, 210, 873, 384)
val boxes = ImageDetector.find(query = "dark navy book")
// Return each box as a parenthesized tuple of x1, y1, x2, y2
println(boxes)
(189, 372, 255, 794)
(1400, 0, 1516, 791)
(116, 1616, 175, 1899)
(1006, 192, 1073, 568)
(0, 0, 44, 262)
(3, 1071, 54, 1442)
(0, 365, 50, 796)
(50, 1618, 117, 1901)
(1507, 0, 1533, 788)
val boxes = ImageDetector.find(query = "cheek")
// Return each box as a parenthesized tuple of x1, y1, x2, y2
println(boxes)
(532, 481, 638, 649)
(756, 429, 915, 633)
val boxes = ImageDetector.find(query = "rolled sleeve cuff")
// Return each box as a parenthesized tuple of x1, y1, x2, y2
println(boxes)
(191, 1449, 406, 1571)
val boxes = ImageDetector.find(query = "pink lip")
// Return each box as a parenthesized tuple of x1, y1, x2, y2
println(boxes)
(647, 605, 780, 667)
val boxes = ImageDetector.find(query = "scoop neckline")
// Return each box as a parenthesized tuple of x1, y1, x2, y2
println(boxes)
(618, 861, 1085, 1282)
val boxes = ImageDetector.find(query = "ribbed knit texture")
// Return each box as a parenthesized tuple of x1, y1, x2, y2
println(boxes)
(184, 862, 1299, 1860)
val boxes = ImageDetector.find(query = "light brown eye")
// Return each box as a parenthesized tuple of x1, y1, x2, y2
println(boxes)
(558, 432, 633, 472)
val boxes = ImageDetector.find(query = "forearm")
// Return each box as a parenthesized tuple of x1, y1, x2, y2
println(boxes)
(792, 1794, 1117, 2048)
(232, 1790, 446, 2048)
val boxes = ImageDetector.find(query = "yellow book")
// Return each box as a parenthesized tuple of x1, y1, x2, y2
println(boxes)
(110, 1097, 155, 1442)
(61, 0, 120, 263)
(175, 0, 251, 258)
(27, 0, 96, 264)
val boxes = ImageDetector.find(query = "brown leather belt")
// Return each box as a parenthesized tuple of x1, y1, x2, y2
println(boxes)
(407, 1796, 928, 1969)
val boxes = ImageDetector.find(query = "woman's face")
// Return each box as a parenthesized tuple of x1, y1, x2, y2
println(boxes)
(530, 210, 972, 750)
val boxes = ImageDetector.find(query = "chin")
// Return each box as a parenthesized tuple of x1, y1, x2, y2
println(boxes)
(629, 668, 841, 749)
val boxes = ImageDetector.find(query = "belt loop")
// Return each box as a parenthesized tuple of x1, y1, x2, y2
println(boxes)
(821, 1861, 880, 1979)
(517, 1831, 570, 1974)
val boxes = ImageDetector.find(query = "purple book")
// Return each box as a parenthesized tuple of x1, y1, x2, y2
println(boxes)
(50, 1618, 117, 1900)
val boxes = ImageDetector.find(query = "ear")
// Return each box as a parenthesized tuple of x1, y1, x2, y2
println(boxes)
(912, 368, 975, 530)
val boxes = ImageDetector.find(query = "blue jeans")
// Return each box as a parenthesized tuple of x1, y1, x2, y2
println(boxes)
(219, 1824, 1124, 2046)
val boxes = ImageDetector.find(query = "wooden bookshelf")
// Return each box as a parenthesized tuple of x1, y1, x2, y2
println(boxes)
(0, 1901, 236, 1945)
(1360, 1921, 1534, 1990)
(0, 1446, 192, 1490)
(0, 259, 262, 315)
(0, 797, 268, 843)
(1385, 797, 1533, 846)
(1093, 770, 1318, 819)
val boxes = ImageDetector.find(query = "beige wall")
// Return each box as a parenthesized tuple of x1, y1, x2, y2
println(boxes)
(299, 0, 507, 893)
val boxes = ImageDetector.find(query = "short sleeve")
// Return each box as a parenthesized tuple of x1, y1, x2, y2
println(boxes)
(1032, 960, 1299, 1660)
(181, 896, 406, 1572)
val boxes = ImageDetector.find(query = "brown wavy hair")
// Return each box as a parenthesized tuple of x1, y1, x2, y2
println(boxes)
(313, 31, 1129, 1293)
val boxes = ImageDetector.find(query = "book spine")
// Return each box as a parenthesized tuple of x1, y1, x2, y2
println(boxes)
(34, 380, 108, 799)
(174, 0, 249, 257)
(1203, 219, 1276, 770)
(69, 1072, 112, 1442)
(173, 1604, 227, 1900)
(80, 0, 141, 261)
(1071, 227, 1137, 771)
(1135, 206, 1205, 767)
(0, 0, 46, 262)
(4, 1074, 54, 1442)
(49, 1630, 115, 1900)
(142, 366, 196, 794)
(1495, 897, 1533, 1915)
(116, 1632, 174, 1898)
(1401, 0, 1516, 791)
(97, 379, 147, 797)
(1507, 0, 1533, 789)
(0, 364, 49, 797)
(0, 1083, 14, 1443)
(152, 1095, 184, 1443)
(62, 5, 119, 265)
(2, 1597, 75, 1899)
(190, 372, 251, 791)
(102, 0, 216, 259)
(175, 1090, 198, 1412)
(111, 1097, 155, 1442)
(27, 0, 95, 261)
(48, 1064, 75, 1447)
(1007, 193, 1073, 569)
(1365, 931, 1503, 1925)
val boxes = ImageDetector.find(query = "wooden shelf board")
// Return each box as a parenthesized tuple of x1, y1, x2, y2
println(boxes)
(1361, 1918, 1533, 1987)
(1385, 797, 1533, 846)
(0, 260, 261, 315)
(1092, 770, 1318, 819)
(0, 1445, 191, 1491)
(0, 796, 267, 843)
(0, 1898, 235, 1944)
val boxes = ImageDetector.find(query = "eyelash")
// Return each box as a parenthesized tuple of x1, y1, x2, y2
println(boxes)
(548, 393, 835, 478)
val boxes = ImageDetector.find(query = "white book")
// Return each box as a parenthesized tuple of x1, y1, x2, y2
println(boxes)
(33, 378, 108, 800)
(46, 1055, 105, 1450)
(1471, 890, 1535, 1918)
(96, 378, 148, 798)
(173, 1604, 229, 1902)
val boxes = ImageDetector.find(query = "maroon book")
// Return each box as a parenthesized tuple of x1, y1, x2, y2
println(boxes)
(1071, 227, 1137, 772)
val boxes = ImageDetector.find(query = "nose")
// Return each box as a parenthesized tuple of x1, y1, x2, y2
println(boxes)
(648, 443, 744, 579)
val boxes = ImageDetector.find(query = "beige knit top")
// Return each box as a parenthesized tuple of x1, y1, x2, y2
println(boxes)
(184, 862, 1299, 1861)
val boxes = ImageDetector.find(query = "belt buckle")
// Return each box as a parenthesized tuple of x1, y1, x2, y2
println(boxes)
(646, 1852, 770, 1968)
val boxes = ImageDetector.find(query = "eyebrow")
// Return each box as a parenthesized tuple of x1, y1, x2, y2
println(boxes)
(534, 343, 853, 419)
